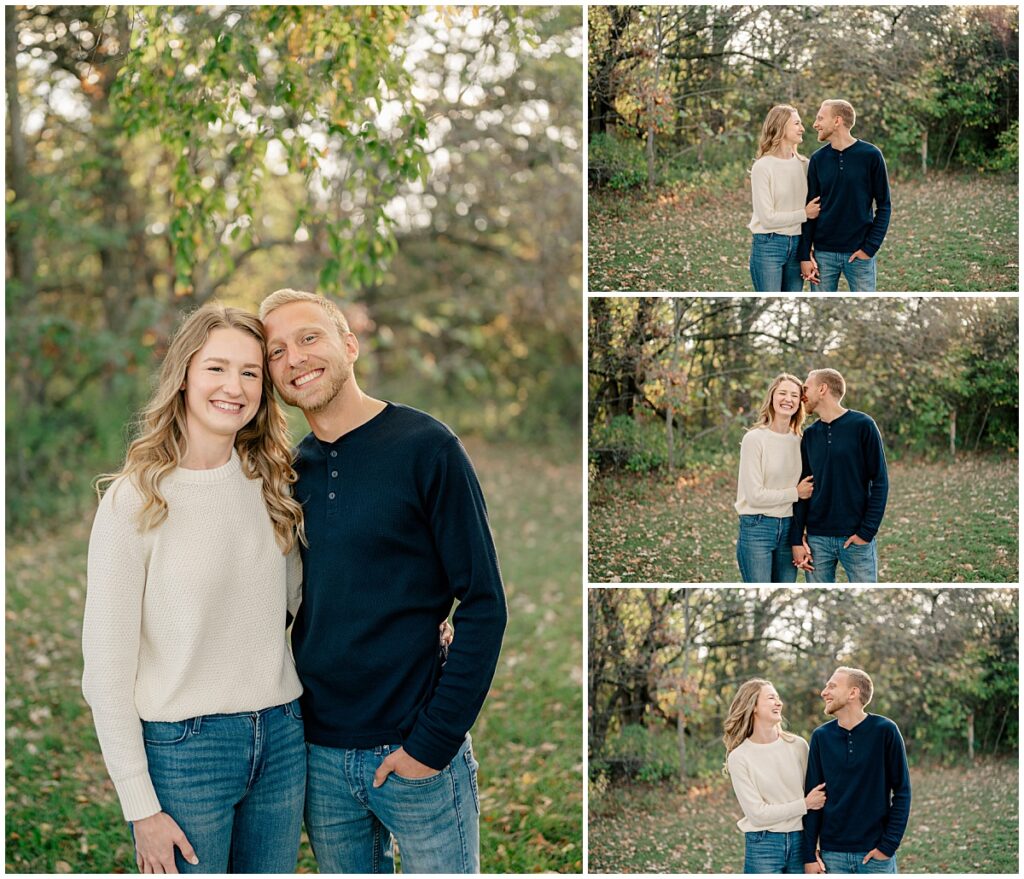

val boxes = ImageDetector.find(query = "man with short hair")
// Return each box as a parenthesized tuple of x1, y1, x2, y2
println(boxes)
(803, 667, 911, 874)
(260, 288, 508, 873)
(790, 368, 888, 582)
(799, 99, 891, 292)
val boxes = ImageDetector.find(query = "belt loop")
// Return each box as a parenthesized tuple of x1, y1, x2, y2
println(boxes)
(191, 715, 203, 735)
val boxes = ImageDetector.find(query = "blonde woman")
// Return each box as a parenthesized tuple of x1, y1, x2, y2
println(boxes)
(724, 679, 827, 873)
(735, 373, 813, 582)
(82, 303, 308, 873)
(749, 105, 821, 291)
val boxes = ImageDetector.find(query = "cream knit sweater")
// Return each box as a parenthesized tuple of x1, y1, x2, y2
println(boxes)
(727, 734, 809, 833)
(748, 154, 810, 236)
(735, 427, 802, 518)
(82, 452, 303, 822)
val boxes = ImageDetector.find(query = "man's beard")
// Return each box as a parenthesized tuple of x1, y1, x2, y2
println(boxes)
(279, 362, 350, 413)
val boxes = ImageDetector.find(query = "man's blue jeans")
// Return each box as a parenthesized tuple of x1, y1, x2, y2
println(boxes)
(820, 850, 898, 873)
(305, 734, 480, 874)
(750, 233, 805, 292)
(805, 535, 879, 583)
(139, 699, 306, 873)
(737, 515, 798, 583)
(810, 250, 877, 292)
(744, 830, 805, 873)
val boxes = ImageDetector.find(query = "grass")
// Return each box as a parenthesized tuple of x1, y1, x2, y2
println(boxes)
(588, 758, 1019, 873)
(4, 440, 583, 874)
(589, 454, 1018, 583)
(588, 172, 1019, 292)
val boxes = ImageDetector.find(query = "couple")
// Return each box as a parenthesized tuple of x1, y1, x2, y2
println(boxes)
(749, 99, 892, 292)
(735, 369, 889, 583)
(726, 668, 911, 874)
(82, 290, 508, 874)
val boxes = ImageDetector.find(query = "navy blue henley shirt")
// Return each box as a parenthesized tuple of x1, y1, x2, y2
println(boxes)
(290, 402, 507, 770)
(790, 410, 889, 546)
(803, 714, 912, 861)
(798, 140, 892, 260)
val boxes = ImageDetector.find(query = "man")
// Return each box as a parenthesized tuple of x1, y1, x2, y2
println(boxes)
(798, 99, 891, 292)
(804, 668, 911, 874)
(260, 288, 507, 873)
(790, 368, 888, 583)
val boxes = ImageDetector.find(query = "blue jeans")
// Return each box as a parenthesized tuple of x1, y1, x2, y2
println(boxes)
(810, 250, 877, 292)
(805, 535, 878, 583)
(139, 699, 306, 873)
(750, 233, 804, 292)
(820, 850, 898, 873)
(305, 734, 480, 873)
(744, 830, 805, 873)
(737, 515, 798, 583)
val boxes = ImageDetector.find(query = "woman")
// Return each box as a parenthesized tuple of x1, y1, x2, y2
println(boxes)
(735, 373, 813, 583)
(724, 679, 827, 873)
(749, 105, 821, 292)
(83, 304, 309, 873)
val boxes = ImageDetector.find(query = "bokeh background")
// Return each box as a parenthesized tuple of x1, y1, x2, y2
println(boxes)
(588, 587, 1019, 873)
(5, 6, 582, 872)
(587, 4, 1019, 291)
(588, 296, 1018, 582)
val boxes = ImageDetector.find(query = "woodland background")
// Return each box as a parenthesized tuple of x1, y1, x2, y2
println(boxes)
(588, 587, 1019, 873)
(588, 5, 1019, 291)
(588, 297, 1019, 582)
(5, 6, 582, 872)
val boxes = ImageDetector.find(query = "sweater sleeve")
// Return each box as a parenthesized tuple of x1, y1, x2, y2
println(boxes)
(81, 483, 162, 822)
(751, 162, 808, 231)
(285, 546, 303, 619)
(728, 750, 808, 828)
(878, 721, 912, 856)
(855, 417, 889, 542)
(789, 437, 812, 546)
(738, 432, 800, 508)
(402, 437, 508, 770)
(797, 155, 820, 260)
(803, 731, 825, 863)
(861, 149, 892, 257)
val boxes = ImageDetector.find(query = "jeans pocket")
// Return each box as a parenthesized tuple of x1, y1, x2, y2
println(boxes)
(462, 742, 481, 814)
(285, 698, 304, 721)
(141, 719, 191, 745)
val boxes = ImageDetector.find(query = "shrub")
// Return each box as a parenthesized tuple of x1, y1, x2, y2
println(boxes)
(589, 133, 648, 190)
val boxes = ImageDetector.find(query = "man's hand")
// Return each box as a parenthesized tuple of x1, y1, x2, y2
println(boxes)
(373, 746, 440, 788)
(792, 541, 814, 571)
(862, 849, 888, 864)
(848, 249, 871, 262)
(800, 259, 819, 283)
(133, 811, 198, 874)
(804, 859, 825, 874)
(843, 534, 869, 549)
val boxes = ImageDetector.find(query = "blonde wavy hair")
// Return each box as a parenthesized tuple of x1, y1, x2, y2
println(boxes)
(97, 303, 305, 553)
(723, 678, 796, 760)
(749, 372, 805, 436)
(754, 104, 809, 165)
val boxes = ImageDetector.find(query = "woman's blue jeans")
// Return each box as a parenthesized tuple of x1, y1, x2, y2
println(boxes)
(750, 233, 804, 292)
(138, 699, 306, 873)
(744, 829, 805, 873)
(737, 515, 797, 583)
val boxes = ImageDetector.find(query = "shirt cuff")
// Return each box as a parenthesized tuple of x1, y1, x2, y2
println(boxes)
(403, 721, 466, 771)
(114, 771, 162, 822)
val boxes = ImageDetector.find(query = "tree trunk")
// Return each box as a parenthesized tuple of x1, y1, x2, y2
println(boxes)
(967, 711, 975, 760)
(920, 128, 928, 175)
(949, 408, 956, 457)
(5, 11, 36, 296)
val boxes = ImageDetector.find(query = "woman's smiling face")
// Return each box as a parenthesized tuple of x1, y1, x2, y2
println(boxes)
(773, 379, 802, 421)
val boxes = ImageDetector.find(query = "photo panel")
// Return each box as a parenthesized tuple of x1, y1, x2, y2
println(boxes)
(587, 586, 1020, 873)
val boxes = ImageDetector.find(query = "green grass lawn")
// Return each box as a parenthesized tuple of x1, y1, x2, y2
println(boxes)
(588, 758, 1019, 873)
(588, 172, 1019, 292)
(589, 454, 1018, 583)
(4, 441, 583, 874)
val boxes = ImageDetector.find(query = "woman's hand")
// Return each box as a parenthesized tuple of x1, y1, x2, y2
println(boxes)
(133, 811, 198, 874)
(805, 782, 827, 810)
(439, 620, 454, 648)
(804, 196, 821, 220)
(797, 475, 814, 499)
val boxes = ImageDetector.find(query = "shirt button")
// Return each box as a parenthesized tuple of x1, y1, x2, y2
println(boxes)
(331, 470, 338, 478)
(330, 450, 337, 458)
(328, 492, 336, 500)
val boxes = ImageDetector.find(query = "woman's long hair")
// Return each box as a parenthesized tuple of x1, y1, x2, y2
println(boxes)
(749, 372, 806, 436)
(97, 303, 305, 553)
(754, 104, 809, 165)
(723, 678, 796, 760)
